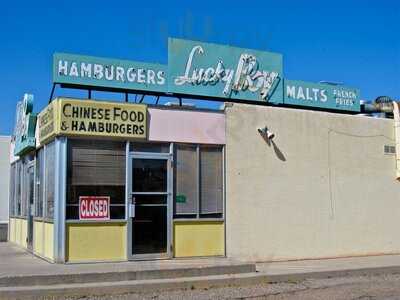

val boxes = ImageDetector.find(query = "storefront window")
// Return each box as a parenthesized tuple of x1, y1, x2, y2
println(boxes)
(200, 146, 223, 216)
(20, 159, 28, 217)
(9, 163, 16, 217)
(35, 148, 44, 218)
(45, 142, 55, 219)
(174, 144, 223, 219)
(175, 144, 198, 215)
(16, 160, 22, 216)
(67, 139, 126, 220)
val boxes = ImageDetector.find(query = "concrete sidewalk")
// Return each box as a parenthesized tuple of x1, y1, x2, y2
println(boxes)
(0, 243, 252, 277)
(3, 242, 400, 280)
(3, 242, 400, 299)
(257, 254, 400, 278)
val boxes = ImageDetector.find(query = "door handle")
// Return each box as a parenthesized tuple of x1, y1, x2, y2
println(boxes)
(129, 195, 136, 218)
(129, 203, 135, 218)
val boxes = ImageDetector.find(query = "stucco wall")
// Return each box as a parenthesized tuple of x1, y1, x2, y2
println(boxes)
(0, 136, 10, 226)
(225, 103, 400, 262)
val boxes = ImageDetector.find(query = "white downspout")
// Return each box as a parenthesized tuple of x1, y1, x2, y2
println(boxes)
(393, 101, 400, 180)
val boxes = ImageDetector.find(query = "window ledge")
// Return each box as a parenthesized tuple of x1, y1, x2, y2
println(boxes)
(66, 219, 127, 224)
(173, 218, 224, 222)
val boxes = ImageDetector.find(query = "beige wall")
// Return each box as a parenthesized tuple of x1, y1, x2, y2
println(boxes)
(226, 103, 400, 262)
(0, 136, 10, 224)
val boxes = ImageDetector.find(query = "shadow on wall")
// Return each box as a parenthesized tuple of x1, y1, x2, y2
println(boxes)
(260, 133, 286, 162)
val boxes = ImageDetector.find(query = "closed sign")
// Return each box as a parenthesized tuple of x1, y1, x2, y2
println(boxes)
(79, 196, 110, 220)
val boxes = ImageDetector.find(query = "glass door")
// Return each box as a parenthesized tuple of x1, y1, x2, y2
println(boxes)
(128, 154, 172, 259)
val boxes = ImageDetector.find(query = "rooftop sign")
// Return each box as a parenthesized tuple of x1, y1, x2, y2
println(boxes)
(52, 38, 360, 112)
(168, 38, 283, 103)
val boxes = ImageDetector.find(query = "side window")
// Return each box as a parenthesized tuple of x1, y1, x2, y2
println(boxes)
(35, 148, 44, 218)
(9, 163, 15, 217)
(174, 144, 223, 219)
(45, 141, 55, 219)
(200, 146, 223, 217)
(16, 161, 22, 216)
(175, 145, 198, 215)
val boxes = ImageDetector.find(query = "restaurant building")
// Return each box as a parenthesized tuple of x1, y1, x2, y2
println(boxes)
(8, 38, 400, 263)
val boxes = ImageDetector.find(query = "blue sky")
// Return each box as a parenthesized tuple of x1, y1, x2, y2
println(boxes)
(1, 0, 399, 135)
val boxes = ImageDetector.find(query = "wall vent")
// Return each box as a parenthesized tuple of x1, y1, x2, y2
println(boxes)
(384, 145, 396, 155)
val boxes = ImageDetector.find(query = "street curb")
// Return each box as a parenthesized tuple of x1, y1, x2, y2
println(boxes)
(0, 263, 256, 287)
(2, 264, 400, 299)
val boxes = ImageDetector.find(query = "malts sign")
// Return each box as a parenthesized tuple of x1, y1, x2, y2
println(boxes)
(38, 98, 147, 143)
(52, 38, 361, 112)
(284, 80, 360, 112)
(79, 196, 110, 220)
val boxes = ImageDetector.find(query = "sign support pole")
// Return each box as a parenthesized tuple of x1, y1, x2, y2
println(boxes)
(48, 83, 56, 104)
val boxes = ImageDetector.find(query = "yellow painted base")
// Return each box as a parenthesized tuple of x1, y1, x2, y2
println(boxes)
(9, 218, 54, 261)
(33, 220, 54, 261)
(9, 218, 28, 248)
(44, 222, 54, 260)
(66, 222, 127, 262)
(173, 221, 225, 257)
(8, 218, 16, 243)
(33, 221, 44, 254)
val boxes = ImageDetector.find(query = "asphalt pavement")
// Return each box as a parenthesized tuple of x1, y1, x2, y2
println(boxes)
(63, 273, 400, 300)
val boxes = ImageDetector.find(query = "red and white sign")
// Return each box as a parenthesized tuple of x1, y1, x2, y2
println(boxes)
(79, 196, 110, 220)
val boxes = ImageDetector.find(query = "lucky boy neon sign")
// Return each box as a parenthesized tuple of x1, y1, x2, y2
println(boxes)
(174, 45, 279, 100)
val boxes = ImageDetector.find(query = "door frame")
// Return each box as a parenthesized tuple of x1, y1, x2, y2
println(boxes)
(126, 151, 173, 260)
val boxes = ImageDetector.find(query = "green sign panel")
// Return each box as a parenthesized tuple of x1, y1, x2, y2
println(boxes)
(53, 53, 167, 93)
(14, 94, 37, 156)
(168, 38, 283, 103)
(176, 194, 187, 203)
(284, 80, 360, 112)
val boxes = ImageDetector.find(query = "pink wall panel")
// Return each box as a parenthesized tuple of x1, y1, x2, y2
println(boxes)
(148, 108, 225, 145)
